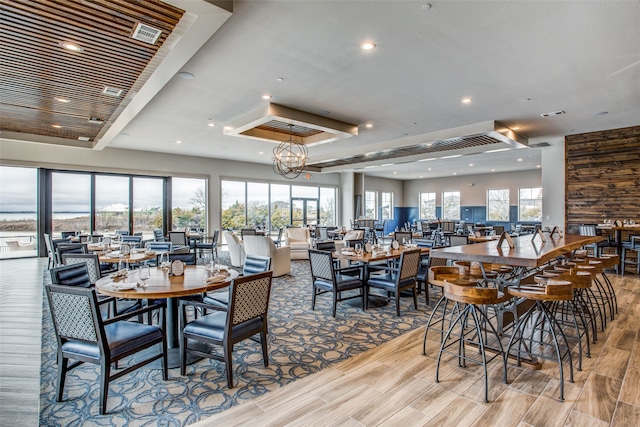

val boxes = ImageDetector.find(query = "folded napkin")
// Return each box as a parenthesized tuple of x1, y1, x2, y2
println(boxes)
(205, 271, 230, 284)
(341, 249, 354, 254)
(111, 269, 128, 278)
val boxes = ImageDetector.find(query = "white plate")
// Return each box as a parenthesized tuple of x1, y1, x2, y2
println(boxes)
(391, 240, 399, 249)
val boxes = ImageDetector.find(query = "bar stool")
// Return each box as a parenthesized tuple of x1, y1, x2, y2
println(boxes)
(422, 266, 476, 355)
(577, 255, 619, 316)
(435, 280, 510, 403)
(506, 279, 574, 400)
(574, 259, 615, 323)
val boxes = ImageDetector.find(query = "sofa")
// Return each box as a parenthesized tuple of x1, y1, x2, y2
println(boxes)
(284, 227, 313, 259)
(223, 231, 245, 267)
(242, 235, 291, 277)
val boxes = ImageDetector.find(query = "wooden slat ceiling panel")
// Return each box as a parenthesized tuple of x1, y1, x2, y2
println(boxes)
(0, 0, 184, 142)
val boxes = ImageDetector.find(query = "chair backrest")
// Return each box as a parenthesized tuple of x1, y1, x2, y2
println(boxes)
(413, 238, 435, 248)
(211, 229, 220, 246)
(227, 271, 273, 328)
(316, 227, 329, 240)
(493, 225, 505, 235)
(44, 233, 54, 257)
(398, 249, 422, 282)
(45, 284, 102, 346)
(77, 234, 89, 243)
(120, 235, 143, 246)
(579, 224, 597, 237)
(441, 221, 456, 233)
(153, 229, 165, 241)
(146, 241, 172, 252)
(115, 230, 130, 236)
(56, 243, 87, 265)
(243, 254, 272, 275)
(160, 252, 196, 265)
(273, 228, 284, 246)
(394, 231, 413, 244)
(60, 231, 77, 239)
(50, 263, 92, 288)
(61, 253, 102, 285)
(168, 231, 187, 246)
(89, 234, 103, 243)
(315, 240, 336, 251)
(308, 249, 335, 282)
(344, 239, 364, 248)
(241, 228, 257, 239)
(449, 235, 469, 247)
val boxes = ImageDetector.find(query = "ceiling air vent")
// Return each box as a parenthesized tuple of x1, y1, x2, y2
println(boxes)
(540, 110, 565, 117)
(131, 22, 162, 45)
(102, 86, 123, 97)
(529, 142, 551, 148)
(88, 117, 104, 124)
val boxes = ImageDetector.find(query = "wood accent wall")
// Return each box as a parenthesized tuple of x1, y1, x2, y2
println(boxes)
(565, 125, 640, 226)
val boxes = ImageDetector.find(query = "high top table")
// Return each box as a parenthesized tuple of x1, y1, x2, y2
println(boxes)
(429, 234, 603, 334)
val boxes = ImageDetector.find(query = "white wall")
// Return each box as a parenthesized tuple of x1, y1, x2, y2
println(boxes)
(0, 140, 340, 231)
(403, 169, 542, 208)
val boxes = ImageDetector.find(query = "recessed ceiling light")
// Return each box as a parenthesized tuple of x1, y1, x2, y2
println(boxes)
(365, 123, 373, 128)
(223, 126, 233, 131)
(361, 41, 376, 50)
(259, 151, 264, 155)
(461, 97, 472, 104)
(453, 172, 457, 175)
(512, 126, 520, 130)
(261, 94, 272, 100)
(277, 77, 284, 82)
(177, 71, 194, 79)
(491, 169, 496, 172)
(469, 163, 474, 167)
(517, 158, 523, 162)
(422, 3, 432, 10)
(54, 97, 70, 103)
(78, 136, 90, 141)
(208, 122, 215, 127)
(175, 140, 182, 144)
(427, 168, 431, 171)
(60, 42, 83, 52)
(536, 164, 541, 168)
(426, 143, 433, 147)
(51, 124, 62, 128)
(420, 175, 424, 178)
(393, 171, 397, 175)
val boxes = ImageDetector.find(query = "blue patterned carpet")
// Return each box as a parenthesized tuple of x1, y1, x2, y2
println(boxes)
(39, 252, 434, 426)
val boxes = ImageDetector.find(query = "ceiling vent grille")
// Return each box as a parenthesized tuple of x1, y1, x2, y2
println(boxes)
(132, 22, 162, 45)
(102, 86, 123, 97)
(540, 110, 566, 117)
(88, 117, 104, 124)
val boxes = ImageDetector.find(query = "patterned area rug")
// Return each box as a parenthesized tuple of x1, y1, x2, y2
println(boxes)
(39, 251, 434, 426)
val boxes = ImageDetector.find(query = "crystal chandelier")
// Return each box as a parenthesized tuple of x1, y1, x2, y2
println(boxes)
(272, 124, 308, 179)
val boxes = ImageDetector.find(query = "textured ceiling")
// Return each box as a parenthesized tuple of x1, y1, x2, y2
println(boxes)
(1, 1, 639, 180)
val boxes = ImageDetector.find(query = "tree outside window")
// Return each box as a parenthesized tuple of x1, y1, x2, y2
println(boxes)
(442, 191, 460, 220)
(487, 189, 510, 221)
(519, 187, 542, 222)
(420, 192, 436, 219)
(365, 191, 377, 219)
(381, 192, 393, 220)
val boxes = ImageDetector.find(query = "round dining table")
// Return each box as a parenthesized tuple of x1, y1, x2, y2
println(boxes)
(96, 265, 239, 367)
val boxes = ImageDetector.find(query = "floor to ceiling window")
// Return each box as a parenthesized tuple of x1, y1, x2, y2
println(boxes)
(0, 166, 38, 258)
(52, 172, 92, 237)
(221, 180, 246, 230)
(95, 175, 130, 234)
(172, 177, 207, 231)
(133, 177, 164, 240)
(247, 182, 269, 229)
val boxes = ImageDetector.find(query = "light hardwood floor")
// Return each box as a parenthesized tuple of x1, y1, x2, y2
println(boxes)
(193, 272, 640, 427)
(1, 258, 638, 426)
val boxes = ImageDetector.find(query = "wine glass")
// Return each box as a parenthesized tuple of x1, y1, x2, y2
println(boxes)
(138, 264, 150, 289)
(354, 243, 363, 256)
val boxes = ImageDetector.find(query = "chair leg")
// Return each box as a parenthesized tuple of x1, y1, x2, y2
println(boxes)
(412, 287, 418, 310)
(99, 361, 111, 415)
(332, 292, 338, 317)
(224, 342, 234, 388)
(56, 353, 68, 402)
(395, 291, 401, 316)
(261, 328, 269, 367)
(311, 286, 317, 310)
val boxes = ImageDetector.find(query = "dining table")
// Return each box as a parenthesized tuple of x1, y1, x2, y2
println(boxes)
(334, 245, 430, 307)
(429, 233, 603, 334)
(96, 265, 239, 367)
(97, 250, 157, 264)
(595, 223, 640, 270)
(468, 235, 500, 244)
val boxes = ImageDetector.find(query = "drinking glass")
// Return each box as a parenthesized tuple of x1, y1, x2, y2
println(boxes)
(138, 264, 150, 289)
(354, 243, 363, 256)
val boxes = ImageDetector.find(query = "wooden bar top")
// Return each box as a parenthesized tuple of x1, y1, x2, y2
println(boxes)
(430, 234, 603, 267)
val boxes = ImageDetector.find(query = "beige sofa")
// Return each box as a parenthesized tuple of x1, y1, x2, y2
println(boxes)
(242, 235, 291, 277)
(284, 227, 313, 259)
(223, 231, 245, 267)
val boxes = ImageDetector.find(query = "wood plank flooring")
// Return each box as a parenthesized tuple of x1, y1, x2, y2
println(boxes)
(0, 258, 638, 426)
(0, 258, 47, 426)
(194, 272, 640, 427)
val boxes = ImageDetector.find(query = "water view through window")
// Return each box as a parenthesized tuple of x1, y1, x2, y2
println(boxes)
(0, 166, 38, 258)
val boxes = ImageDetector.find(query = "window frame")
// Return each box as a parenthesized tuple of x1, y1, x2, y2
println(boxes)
(518, 187, 543, 222)
(442, 191, 461, 220)
(364, 190, 378, 220)
(419, 192, 436, 219)
(486, 188, 510, 222)
(381, 191, 393, 220)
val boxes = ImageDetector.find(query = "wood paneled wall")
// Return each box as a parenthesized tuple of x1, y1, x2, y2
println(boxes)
(565, 125, 640, 226)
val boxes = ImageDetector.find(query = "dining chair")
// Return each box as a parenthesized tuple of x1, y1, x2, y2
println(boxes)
(153, 229, 167, 242)
(55, 243, 87, 267)
(393, 231, 413, 244)
(196, 229, 219, 258)
(168, 231, 190, 253)
(60, 231, 77, 239)
(365, 248, 421, 316)
(202, 254, 272, 310)
(45, 284, 167, 415)
(115, 230, 130, 236)
(179, 271, 273, 388)
(308, 249, 366, 317)
(240, 228, 257, 239)
(273, 227, 284, 247)
(448, 235, 469, 247)
(44, 233, 56, 269)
